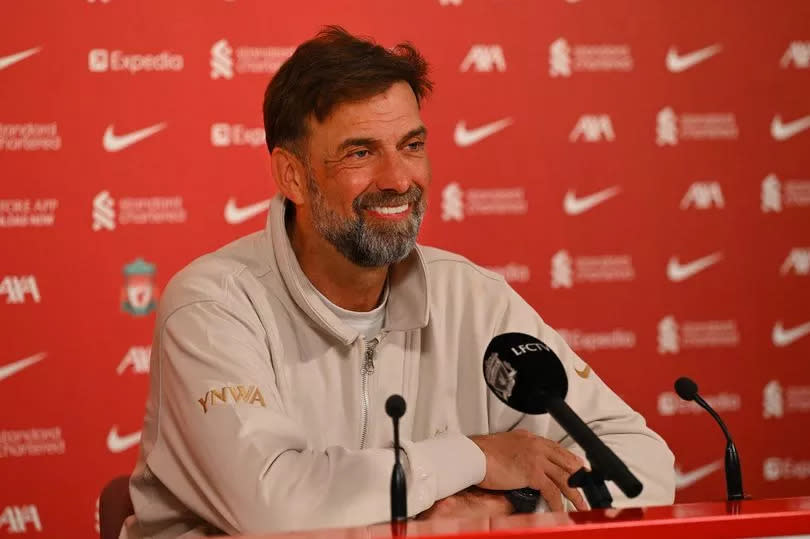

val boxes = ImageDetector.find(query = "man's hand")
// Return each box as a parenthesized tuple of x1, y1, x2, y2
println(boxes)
(470, 429, 588, 512)
(416, 487, 514, 521)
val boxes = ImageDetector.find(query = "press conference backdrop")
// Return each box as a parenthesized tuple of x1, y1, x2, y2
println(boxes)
(2, 0, 809, 535)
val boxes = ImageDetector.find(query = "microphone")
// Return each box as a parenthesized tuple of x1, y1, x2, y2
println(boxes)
(483, 332, 643, 506)
(385, 395, 407, 527)
(674, 377, 744, 501)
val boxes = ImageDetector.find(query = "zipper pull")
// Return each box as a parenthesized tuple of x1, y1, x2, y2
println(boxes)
(363, 338, 379, 375)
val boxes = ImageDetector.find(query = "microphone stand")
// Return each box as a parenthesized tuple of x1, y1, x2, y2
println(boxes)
(693, 393, 744, 501)
(386, 395, 407, 536)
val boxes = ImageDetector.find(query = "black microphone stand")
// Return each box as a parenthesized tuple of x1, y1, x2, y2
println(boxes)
(693, 393, 744, 501)
(386, 395, 407, 536)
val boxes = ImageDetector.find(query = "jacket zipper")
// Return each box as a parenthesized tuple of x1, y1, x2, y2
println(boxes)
(360, 337, 380, 449)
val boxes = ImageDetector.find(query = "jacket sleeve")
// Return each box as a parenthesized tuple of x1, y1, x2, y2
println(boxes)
(490, 286, 676, 508)
(143, 299, 484, 535)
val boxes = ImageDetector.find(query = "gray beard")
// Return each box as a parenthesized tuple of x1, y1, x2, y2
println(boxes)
(307, 173, 425, 267)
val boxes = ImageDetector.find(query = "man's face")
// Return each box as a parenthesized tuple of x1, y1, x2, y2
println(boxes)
(300, 81, 430, 267)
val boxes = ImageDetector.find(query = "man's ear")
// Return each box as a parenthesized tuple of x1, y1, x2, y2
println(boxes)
(271, 147, 307, 204)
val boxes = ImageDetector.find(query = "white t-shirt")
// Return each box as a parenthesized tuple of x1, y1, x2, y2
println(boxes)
(315, 283, 389, 339)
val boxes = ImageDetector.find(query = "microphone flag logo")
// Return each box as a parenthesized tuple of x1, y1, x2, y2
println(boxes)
(484, 352, 516, 401)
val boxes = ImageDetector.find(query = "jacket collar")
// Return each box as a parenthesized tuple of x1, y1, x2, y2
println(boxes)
(265, 194, 430, 345)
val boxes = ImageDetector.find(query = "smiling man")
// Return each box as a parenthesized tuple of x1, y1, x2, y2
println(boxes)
(122, 27, 674, 539)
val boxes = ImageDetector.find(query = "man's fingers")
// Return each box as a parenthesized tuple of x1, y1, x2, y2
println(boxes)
(532, 475, 564, 512)
(547, 465, 589, 511)
(547, 443, 586, 474)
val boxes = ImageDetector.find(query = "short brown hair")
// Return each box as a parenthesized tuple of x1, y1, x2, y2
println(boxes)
(262, 26, 432, 158)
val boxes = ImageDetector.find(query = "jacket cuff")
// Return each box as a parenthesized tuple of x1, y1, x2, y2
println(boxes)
(401, 434, 486, 505)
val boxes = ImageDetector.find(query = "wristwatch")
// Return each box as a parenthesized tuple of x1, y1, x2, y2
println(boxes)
(505, 487, 540, 513)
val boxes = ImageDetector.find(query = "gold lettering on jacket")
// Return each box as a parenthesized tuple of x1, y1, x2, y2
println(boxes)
(197, 385, 267, 413)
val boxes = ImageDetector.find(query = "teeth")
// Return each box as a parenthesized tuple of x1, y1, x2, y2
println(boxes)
(370, 204, 408, 215)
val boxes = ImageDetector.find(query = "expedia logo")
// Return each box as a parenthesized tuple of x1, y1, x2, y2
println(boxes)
(198, 385, 266, 413)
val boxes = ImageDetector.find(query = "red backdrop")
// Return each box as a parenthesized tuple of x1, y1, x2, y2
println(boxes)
(2, 0, 809, 536)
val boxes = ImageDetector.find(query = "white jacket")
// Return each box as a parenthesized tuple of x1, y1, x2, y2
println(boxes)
(122, 194, 674, 538)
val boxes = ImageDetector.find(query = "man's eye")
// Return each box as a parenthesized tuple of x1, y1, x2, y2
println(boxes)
(350, 149, 369, 158)
(407, 141, 425, 151)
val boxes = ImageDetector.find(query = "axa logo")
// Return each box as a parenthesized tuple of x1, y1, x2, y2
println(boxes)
(460, 45, 506, 72)
(569, 115, 614, 142)
(781, 248, 810, 276)
(781, 42, 810, 69)
(116, 346, 150, 374)
(0, 275, 40, 304)
(120, 258, 159, 317)
(198, 385, 267, 413)
(0, 505, 42, 533)
(680, 182, 724, 209)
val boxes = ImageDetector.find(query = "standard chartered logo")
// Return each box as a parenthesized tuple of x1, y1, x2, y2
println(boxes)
(92, 191, 116, 231)
(441, 183, 464, 221)
(210, 39, 234, 79)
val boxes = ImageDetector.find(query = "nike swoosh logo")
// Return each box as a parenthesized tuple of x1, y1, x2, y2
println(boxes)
(771, 114, 810, 141)
(675, 461, 722, 489)
(575, 365, 591, 379)
(103, 122, 167, 152)
(0, 353, 46, 382)
(224, 197, 270, 225)
(667, 252, 723, 282)
(454, 118, 513, 147)
(666, 44, 722, 73)
(563, 186, 621, 215)
(0, 47, 41, 71)
(106, 426, 141, 453)
(772, 320, 810, 347)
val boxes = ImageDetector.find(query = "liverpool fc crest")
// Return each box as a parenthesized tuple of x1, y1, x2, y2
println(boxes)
(121, 258, 159, 316)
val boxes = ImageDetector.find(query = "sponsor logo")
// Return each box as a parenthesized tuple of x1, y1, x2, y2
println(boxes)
(92, 190, 187, 231)
(106, 426, 141, 453)
(0, 353, 45, 383)
(674, 461, 723, 489)
(0, 505, 42, 533)
(771, 114, 810, 141)
(116, 346, 150, 374)
(484, 352, 516, 400)
(484, 263, 531, 284)
(762, 380, 810, 419)
(211, 123, 265, 148)
(210, 39, 293, 79)
(88, 48, 183, 74)
(0, 122, 61, 151)
(102, 122, 166, 152)
(764, 458, 810, 481)
(558, 328, 636, 352)
(569, 115, 614, 142)
(656, 107, 738, 146)
(772, 320, 810, 347)
(563, 186, 620, 215)
(0, 276, 40, 304)
(680, 181, 724, 209)
(453, 118, 513, 147)
(224, 197, 270, 225)
(0, 198, 58, 227)
(657, 315, 740, 354)
(460, 45, 506, 72)
(0, 47, 41, 71)
(551, 250, 634, 288)
(665, 44, 722, 73)
(121, 258, 159, 317)
(658, 391, 740, 416)
(781, 248, 810, 276)
(666, 252, 723, 282)
(781, 42, 810, 69)
(198, 385, 267, 413)
(761, 173, 810, 212)
(549, 37, 633, 77)
(441, 182, 527, 221)
(0, 427, 65, 458)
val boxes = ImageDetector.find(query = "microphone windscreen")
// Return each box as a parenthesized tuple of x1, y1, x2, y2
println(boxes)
(674, 377, 699, 401)
(483, 332, 568, 415)
(385, 394, 406, 419)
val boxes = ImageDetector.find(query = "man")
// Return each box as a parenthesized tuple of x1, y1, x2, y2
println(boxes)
(122, 26, 674, 538)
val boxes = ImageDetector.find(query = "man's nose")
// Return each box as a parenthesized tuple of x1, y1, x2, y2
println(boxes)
(375, 152, 411, 193)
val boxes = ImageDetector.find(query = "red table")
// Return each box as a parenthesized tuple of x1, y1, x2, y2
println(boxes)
(234, 497, 810, 539)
